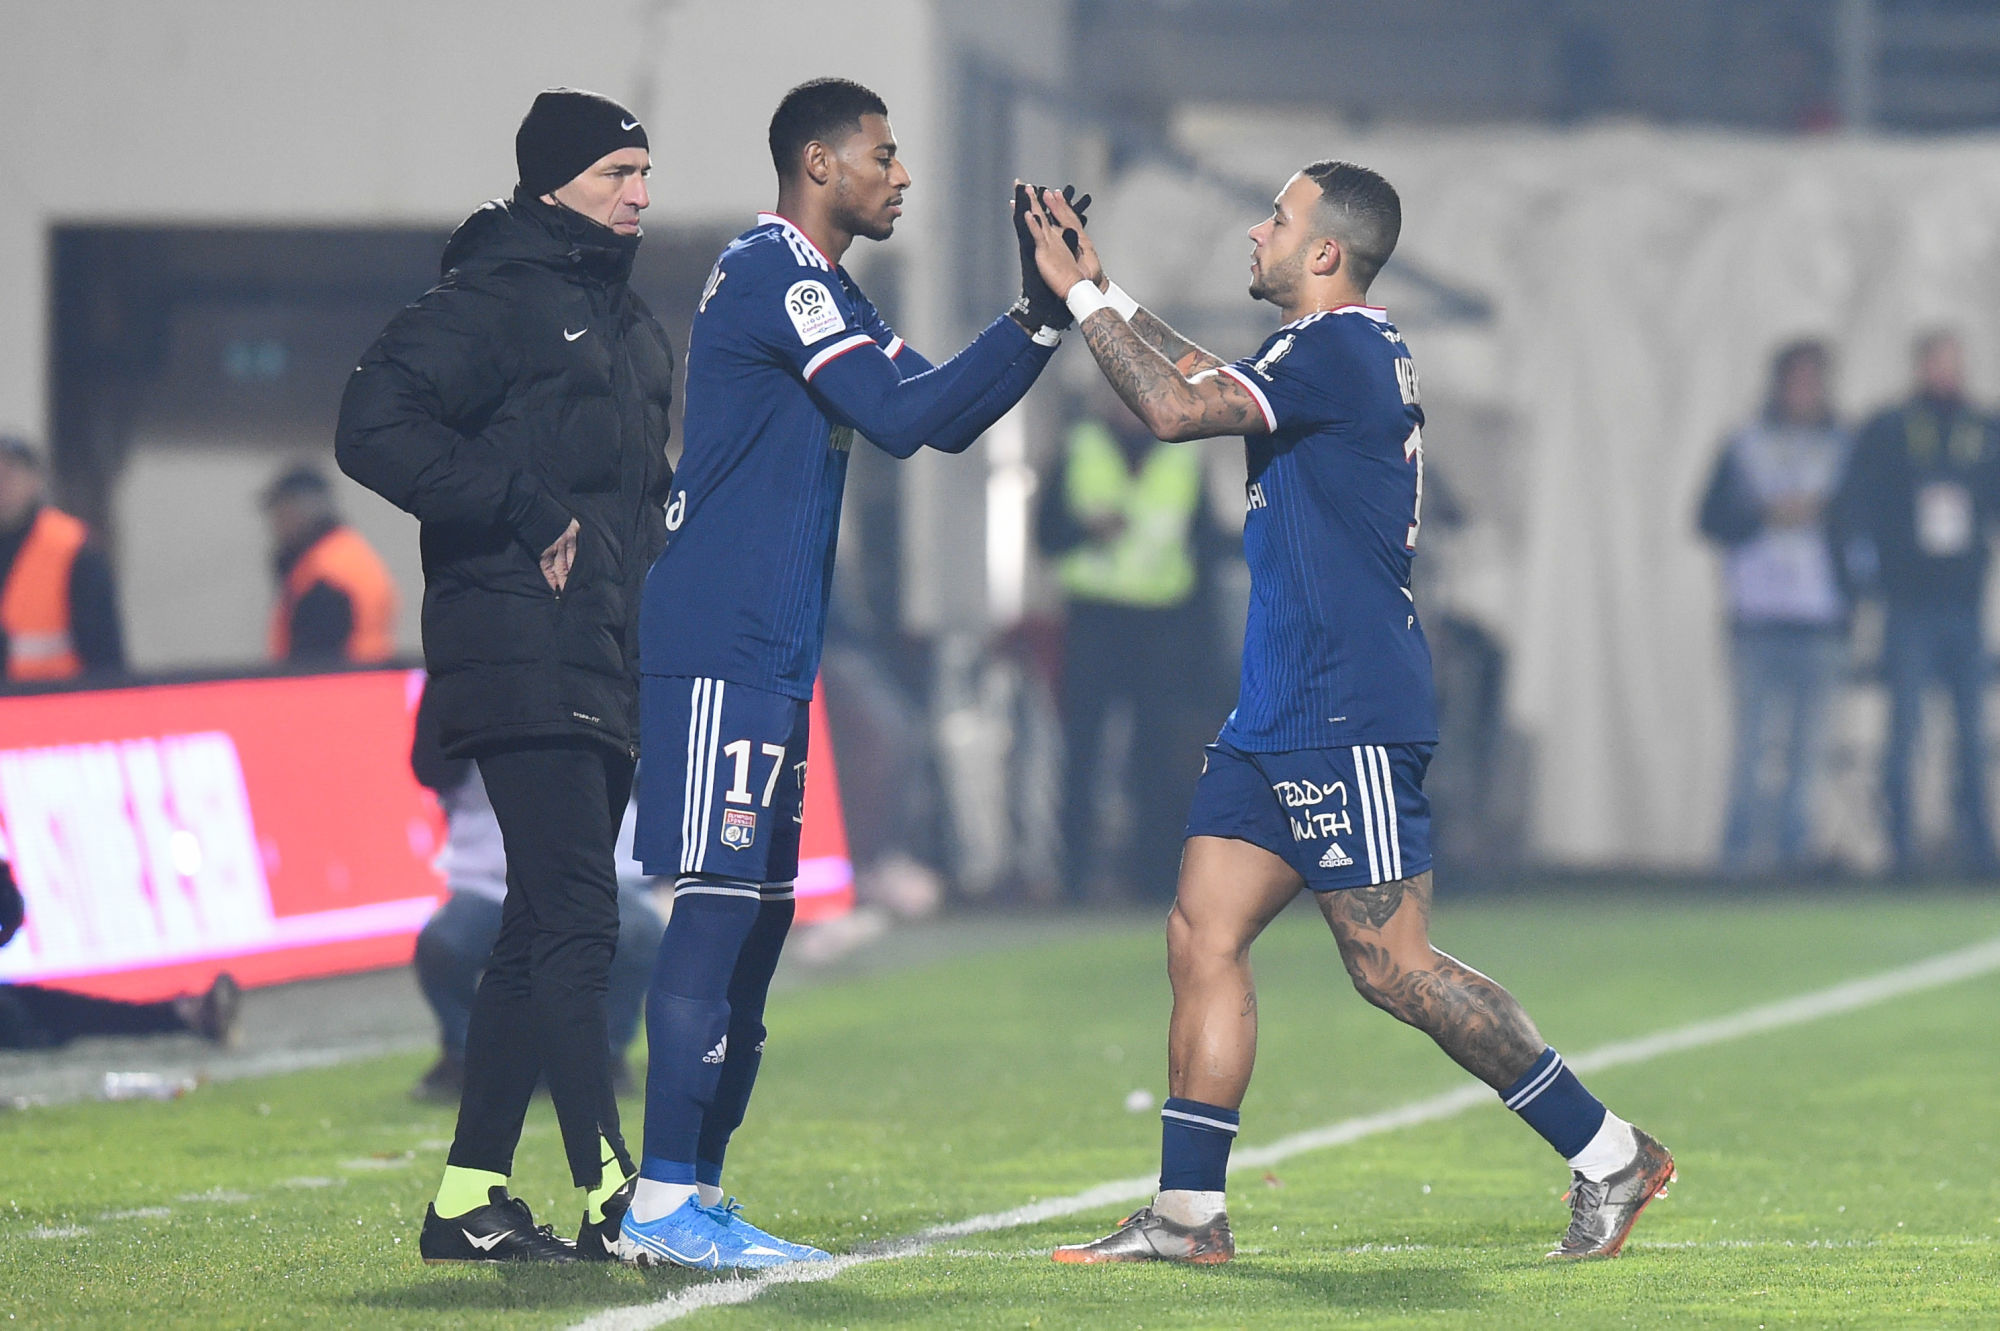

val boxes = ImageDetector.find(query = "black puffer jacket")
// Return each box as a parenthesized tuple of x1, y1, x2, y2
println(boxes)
(337, 190, 673, 756)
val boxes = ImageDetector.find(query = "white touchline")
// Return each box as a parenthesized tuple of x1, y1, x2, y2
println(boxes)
(568, 931, 2000, 1331)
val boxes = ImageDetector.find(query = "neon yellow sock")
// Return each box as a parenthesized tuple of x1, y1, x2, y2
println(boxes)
(584, 1136, 634, 1224)
(433, 1166, 507, 1219)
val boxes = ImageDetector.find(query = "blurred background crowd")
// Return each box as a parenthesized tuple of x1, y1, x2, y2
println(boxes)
(11, 0, 2000, 941)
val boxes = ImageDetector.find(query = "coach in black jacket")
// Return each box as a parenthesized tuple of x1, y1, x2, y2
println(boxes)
(337, 89, 670, 1263)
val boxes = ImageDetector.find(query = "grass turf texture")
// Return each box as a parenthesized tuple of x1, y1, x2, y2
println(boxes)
(1, 890, 1995, 1329)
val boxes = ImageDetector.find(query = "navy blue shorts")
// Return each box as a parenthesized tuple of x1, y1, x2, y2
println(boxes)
(636, 675, 809, 884)
(1184, 740, 1434, 890)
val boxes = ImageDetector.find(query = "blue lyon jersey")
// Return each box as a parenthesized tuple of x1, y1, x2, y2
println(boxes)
(642, 214, 932, 697)
(1214, 305, 1439, 751)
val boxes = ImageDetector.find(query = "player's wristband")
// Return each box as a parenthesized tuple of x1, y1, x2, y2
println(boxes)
(1030, 324, 1063, 347)
(1065, 278, 1114, 324)
(1104, 281, 1141, 321)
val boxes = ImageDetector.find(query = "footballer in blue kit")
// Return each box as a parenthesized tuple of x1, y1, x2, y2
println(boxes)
(1020, 167, 1674, 1266)
(618, 79, 1073, 1269)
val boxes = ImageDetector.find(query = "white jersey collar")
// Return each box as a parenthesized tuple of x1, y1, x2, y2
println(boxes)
(1282, 304, 1389, 330)
(756, 211, 836, 270)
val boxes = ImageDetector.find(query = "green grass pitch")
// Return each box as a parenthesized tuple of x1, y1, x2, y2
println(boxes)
(4, 889, 1998, 1328)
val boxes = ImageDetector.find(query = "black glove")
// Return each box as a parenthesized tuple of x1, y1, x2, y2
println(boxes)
(1056, 183, 1092, 257)
(1011, 182, 1092, 332)
(0, 859, 23, 951)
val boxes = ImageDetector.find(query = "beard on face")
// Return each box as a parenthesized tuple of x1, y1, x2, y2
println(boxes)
(832, 176, 897, 242)
(1249, 243, 1305, 304)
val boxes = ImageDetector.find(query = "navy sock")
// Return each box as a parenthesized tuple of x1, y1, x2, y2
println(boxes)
(640, 883, 759, 1171)
(638, 1156, 696, 1185)
(1159, 1097, 1239, 1193)
(696, 891, 795, 1181)
(1500, 1047, 1606, 1158)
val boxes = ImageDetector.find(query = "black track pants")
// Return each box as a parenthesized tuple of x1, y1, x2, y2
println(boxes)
(447, 741, 635, 1189)
(0, 985, 186, 1048)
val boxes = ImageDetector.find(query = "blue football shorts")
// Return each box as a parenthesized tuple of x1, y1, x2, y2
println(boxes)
(1183, 739, 1435, 890)
(636, 675, 809, 885)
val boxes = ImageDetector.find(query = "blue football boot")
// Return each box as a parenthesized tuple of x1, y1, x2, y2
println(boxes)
(616, 1196, 788, 1270)
(704, 1198, 830, 1262)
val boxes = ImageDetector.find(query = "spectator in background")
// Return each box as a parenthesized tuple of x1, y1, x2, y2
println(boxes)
(261, 464, 398, 666)
(0, 435, 125, 682)
(1698, 341, 1852, 876)
(0, 835, 238, 1049)
(407, 682, 662, 1103)
(1837, 330, 2000, 878)
(1037, 385, 1213, 901)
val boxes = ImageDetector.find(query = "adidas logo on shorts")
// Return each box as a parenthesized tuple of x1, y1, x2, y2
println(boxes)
(1319, 842, 1354, 869)
(702, 1035, 729, 1065)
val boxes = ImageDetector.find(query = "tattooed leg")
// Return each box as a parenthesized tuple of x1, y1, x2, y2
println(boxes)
(1315, 872, 1546, 1090)
(1164, 836, 1304, 1108)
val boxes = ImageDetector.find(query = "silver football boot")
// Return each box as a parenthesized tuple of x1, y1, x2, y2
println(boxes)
(1051, 1206, 1235, 1265)
(1547, 1127, 1676, 1259)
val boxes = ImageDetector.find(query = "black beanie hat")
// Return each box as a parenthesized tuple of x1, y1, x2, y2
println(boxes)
(516, 88, 648, 197)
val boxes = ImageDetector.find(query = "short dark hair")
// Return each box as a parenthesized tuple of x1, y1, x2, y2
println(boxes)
(262, 464, 333, 509)
(768, 78, 889, 181)
(1765, 338, 1831, 422)
(1299, 161, 1401, 291)
(0, 435, 41, 470)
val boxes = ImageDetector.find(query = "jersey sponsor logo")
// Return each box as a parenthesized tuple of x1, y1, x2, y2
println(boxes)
(1246, 481, 1268, 511)
(1250, 333, 1296, 381)
(665, 490, 687, 531)
(785, 280, 847, 344)
(720, 807, 757, 850)
(699, 265, 727, 313)
(1319, 841, 1354, 868)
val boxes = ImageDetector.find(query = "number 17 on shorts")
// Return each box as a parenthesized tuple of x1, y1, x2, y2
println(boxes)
(637, 675, 808, 883)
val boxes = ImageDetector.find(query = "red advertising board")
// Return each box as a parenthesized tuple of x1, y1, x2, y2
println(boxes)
(0, 670, 851, 1001)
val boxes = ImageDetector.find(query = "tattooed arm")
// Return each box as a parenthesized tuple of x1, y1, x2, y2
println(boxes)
(1073, 310, 1266, 442)
(1024, 186, 1257, 442)
(1126, 306, 1226, 377)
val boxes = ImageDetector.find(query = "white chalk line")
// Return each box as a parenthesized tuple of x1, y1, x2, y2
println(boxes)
(568, 932, 2000, 1331)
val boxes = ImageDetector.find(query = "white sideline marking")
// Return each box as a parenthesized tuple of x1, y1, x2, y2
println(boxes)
(568, 933, 2000, 1331)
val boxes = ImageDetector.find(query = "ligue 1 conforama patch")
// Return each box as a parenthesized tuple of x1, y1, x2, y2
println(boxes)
(785, 280, 845, 344)
(721, 808, 758, 850)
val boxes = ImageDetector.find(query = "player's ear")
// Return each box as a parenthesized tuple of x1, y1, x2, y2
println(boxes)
(802, 140, 834, 187)
(1311, 236, 1342, 278)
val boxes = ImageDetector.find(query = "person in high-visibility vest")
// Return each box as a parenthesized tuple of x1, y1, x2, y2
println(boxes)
(261, 464, 399, 666)
(0, 435, 126, 683)
(1037, 391, 1217, 902)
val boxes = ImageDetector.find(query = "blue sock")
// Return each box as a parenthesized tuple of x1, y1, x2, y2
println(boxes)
(639, 1156, 697, 1185)
(696, 892, 795, 1182)
(640, 883, 759, 1171)
(1159, 1097, 1239, 1192)
(1500, 1047, 1606, 1158)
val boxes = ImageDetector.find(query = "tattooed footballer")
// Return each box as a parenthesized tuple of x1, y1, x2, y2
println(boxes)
(1020, 167, 1675, 1265)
